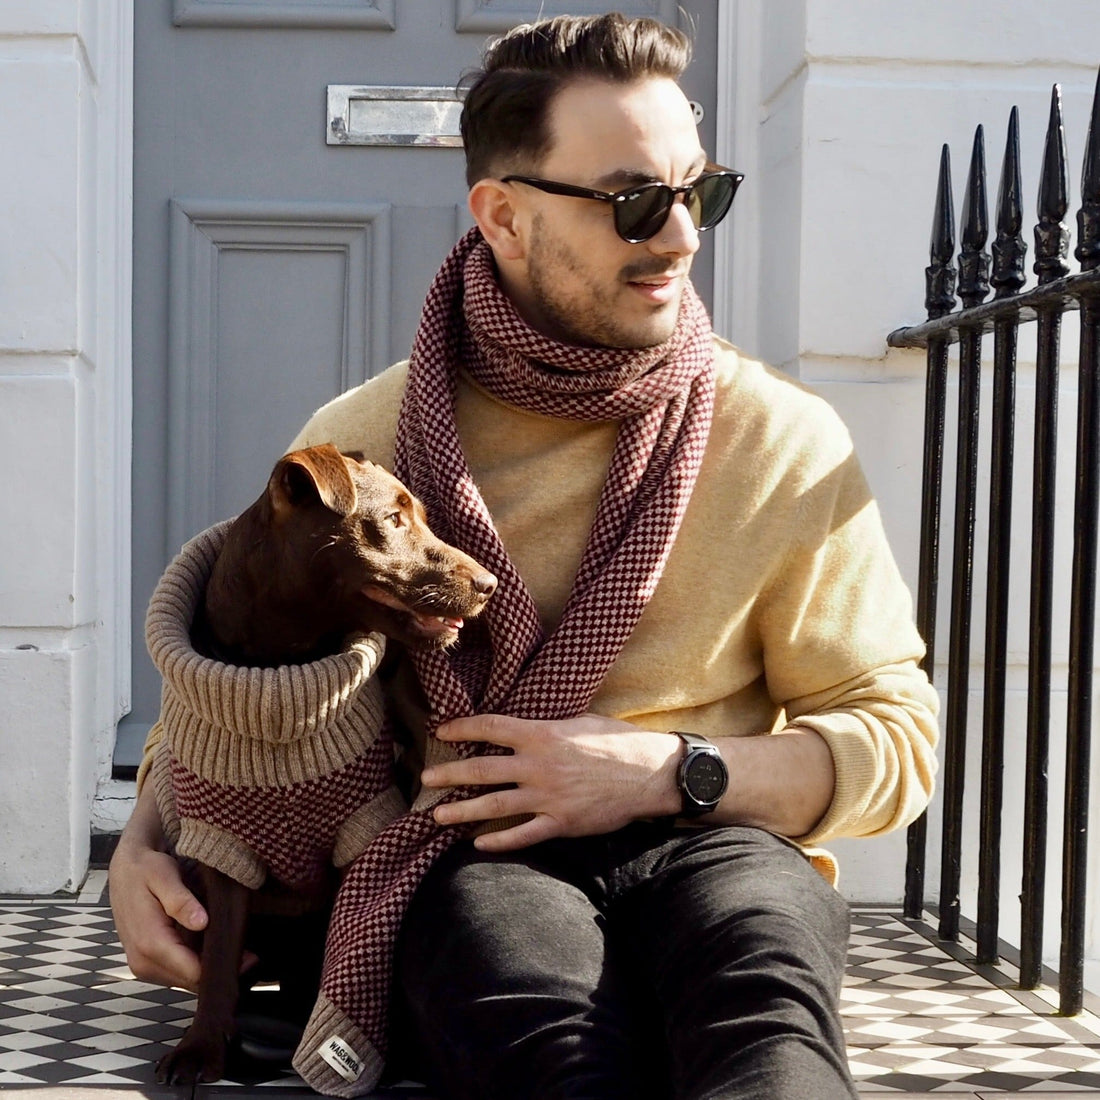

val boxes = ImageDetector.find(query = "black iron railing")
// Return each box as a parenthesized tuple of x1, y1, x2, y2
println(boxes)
(888, 68, 1100, 1016)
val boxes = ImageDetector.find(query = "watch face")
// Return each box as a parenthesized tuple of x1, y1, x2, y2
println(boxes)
(685, 752, 727, 804)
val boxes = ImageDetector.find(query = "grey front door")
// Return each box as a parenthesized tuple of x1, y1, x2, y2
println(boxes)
(120, 0, 721, 769)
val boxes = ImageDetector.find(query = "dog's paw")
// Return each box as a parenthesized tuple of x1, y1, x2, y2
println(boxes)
(155, 1031, 228, 1085)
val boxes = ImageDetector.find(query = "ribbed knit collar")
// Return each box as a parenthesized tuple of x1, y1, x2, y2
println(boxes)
(146, 520, 386, 745)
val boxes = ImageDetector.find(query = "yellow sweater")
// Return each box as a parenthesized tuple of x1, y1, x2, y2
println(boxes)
(289, 338, 938, 850)
(142, 337, 938, 876)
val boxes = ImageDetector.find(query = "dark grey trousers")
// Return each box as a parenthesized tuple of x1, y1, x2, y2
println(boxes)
(393, 822, 856, 1100)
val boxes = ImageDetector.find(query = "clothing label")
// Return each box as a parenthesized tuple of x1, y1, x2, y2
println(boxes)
(319, 1035, 363, 1082)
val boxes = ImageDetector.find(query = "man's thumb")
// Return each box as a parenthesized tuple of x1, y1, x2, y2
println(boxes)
(160, 883, 208, 931)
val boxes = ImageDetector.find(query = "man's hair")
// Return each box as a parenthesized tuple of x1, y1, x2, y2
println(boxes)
(459, 13, 693, 187)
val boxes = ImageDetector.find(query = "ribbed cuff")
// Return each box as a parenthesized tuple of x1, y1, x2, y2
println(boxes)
(333, 786, 407, 867)
(293, 992, 384, 1097)
(176, 819, 265, 889)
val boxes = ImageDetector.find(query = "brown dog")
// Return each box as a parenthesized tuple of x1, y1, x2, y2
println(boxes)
(152, 444, 495, 1085)
(195, 443, 496, 665)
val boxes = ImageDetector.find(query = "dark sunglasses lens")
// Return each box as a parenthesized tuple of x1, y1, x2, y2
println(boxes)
(614, 174, 740, 241)
(694, 173, 737, 230)
(616, 185, 674, 242)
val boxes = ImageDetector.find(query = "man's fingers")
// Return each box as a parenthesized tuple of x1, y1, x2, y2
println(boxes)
(145, 940, 203, 993)
(123, 911, 203, 992)
(472, 815, 560, 852)
(422, 754, 520, 789)
(111, 846, 207, 992)
(433, 787, 524, 824)
(437, 713, 532, 746)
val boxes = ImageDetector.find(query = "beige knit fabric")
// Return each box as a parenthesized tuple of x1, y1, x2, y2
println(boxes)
(147, 520, 403, 889)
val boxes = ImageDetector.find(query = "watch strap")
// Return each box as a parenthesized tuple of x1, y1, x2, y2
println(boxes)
(676, 731, 713, 753)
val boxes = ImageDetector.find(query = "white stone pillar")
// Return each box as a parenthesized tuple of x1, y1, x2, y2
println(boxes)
(0, 0, 133, 892)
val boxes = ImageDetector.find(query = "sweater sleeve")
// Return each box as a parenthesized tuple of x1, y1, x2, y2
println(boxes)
(755, 440, 939, 846)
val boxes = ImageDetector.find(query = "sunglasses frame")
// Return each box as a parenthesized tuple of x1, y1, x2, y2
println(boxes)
(501, 163, 744, 244)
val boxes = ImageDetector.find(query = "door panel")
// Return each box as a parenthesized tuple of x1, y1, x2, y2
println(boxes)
(172, 1, 396, 29)
(121, 0, 719, 770)
(165, 199, 391, 551)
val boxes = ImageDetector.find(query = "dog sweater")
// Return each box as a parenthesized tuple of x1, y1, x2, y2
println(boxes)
(146, 520, 406, 893)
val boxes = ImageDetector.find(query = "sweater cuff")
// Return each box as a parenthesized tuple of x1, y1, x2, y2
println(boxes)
(786, 714, 883, 847)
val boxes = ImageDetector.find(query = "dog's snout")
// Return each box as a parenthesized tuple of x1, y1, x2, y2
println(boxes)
(472, 571, 498, 598)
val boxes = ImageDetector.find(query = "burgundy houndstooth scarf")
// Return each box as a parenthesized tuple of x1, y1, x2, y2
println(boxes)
(292, 228, 715, 1095)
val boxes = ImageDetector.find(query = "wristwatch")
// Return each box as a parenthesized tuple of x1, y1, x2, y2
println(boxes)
(675, 732, 729, 816)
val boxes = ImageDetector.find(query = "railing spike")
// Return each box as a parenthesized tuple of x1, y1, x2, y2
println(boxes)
(926, 144, 958, 318)
(1036, 84, 1071, 284)
(959, 125, 991, 308)
(993, 107, 1027, 298)
(1076, 65, 1100, 271)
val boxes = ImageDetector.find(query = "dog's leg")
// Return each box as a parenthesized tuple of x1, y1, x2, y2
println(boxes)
(156, 864, 250, 1085)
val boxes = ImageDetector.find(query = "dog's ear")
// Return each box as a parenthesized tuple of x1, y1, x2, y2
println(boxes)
(270, 444, 358, 517)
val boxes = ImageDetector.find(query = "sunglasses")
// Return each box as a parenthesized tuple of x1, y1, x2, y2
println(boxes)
(501, 164, 744, 244)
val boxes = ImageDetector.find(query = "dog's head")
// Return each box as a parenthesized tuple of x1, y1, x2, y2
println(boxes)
(263, 444, 497, 651)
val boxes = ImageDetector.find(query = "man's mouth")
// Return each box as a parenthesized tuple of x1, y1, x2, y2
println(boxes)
(626, 273, 682, 304)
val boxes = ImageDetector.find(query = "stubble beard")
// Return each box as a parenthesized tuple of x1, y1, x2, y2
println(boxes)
(525, 213, 682, 350)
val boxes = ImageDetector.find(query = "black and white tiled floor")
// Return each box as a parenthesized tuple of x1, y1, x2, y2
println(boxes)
(844, 911, 1100, 1093)
(1, 875, 1099, 1095)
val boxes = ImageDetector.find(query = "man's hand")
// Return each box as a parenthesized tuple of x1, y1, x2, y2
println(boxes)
(421, 713, 683, 851)
(108, 783, 207, 992)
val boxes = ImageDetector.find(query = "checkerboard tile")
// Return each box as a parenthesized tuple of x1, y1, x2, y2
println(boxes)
(0, 904, 195, 1086)
(2, 884, 1099, 1093)
(844, 912, 1100, 1092)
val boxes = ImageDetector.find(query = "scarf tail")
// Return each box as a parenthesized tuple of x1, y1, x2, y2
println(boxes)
(292, 817, 462, 1096)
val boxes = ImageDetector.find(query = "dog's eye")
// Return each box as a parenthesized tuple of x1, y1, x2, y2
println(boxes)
(386, 511, 404, 529)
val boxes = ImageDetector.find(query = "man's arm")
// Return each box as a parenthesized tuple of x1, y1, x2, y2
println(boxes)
(422, 712, 836, 851)
(422, 428, 940, 852)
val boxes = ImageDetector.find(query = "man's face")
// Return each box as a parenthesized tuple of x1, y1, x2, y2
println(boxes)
(502, 76, 707, 350)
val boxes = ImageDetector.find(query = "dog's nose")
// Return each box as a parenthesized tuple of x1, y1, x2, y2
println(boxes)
(472, 572, 498, 597)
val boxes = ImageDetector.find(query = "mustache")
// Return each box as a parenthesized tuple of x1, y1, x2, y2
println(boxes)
(620, 260, 691, 281)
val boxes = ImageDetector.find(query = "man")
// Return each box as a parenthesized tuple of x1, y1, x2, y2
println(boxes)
(110, 13, 938, 1099)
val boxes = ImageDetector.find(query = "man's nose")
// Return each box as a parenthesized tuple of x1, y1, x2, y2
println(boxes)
(649, 197, 701, 257)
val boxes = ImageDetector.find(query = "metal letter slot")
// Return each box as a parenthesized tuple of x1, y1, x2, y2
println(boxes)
(327, 85, 462, 147)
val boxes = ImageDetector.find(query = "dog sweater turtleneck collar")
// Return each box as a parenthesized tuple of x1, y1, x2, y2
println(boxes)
(292, 228, 717, 1096)
(146, 520, 404, 894)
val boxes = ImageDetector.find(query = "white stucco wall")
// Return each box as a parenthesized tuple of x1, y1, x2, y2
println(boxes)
(0, 0, 132, 892)
(0, 0, 1095, 985)
(716, 0, 1099, 979)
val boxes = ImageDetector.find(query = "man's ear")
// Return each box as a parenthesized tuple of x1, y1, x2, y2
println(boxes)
(468, 179, 526, 260)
